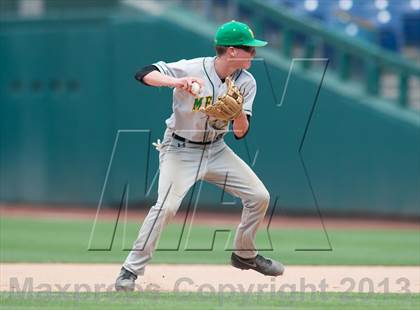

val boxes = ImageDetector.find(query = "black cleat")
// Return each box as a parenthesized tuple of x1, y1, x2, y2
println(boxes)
(115, 267, 137, 291)
(231, 253, 285, 276)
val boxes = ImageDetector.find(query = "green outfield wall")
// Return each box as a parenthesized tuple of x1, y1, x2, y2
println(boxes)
(1, 6, 419, 216)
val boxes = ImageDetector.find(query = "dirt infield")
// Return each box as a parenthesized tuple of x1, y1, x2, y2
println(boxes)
(1, 264, 418, 294)
(1, 205, 418, 295)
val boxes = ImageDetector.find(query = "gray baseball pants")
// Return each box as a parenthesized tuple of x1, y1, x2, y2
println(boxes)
(123, 129, 270, 276)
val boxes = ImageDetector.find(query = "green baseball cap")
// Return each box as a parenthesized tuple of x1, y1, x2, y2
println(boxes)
(214, 20, 267, 47)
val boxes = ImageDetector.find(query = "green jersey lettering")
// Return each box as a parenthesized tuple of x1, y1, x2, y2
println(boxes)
(193, 97, 203, 111)
(205, 96, 212, 107)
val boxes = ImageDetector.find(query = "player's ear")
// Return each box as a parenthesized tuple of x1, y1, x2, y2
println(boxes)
(228, 46, 236, 57)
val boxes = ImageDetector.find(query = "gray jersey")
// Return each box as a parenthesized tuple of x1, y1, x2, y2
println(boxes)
(153, 56, 256, 142)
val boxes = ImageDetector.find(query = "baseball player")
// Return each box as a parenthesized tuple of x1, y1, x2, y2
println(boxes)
(115, 20, 284, 292)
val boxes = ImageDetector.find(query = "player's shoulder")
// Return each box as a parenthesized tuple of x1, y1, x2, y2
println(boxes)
(157, 57, 205, 66)
(178, 57, 206, 66)
(235, 69, 256, 86)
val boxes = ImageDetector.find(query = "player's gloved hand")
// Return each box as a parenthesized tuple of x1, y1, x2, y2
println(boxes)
(199, 77, 243, 121)
(172, 77, 204, 96)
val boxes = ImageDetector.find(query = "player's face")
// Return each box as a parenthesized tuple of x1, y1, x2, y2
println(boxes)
(231, 46, 256, 70)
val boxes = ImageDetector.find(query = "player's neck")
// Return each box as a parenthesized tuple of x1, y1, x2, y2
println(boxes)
(214, 56, 238, 81)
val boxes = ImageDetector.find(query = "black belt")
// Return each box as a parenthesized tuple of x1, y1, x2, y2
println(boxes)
(172, 133, 222, 145)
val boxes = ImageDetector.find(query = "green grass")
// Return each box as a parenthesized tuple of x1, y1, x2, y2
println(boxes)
(0, 216, 419, 265)
(0, 292, 419, 309)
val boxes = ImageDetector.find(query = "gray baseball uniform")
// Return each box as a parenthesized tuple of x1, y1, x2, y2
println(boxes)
(123, 56, 269, 276)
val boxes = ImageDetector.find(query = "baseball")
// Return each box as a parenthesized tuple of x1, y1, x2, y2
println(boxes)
(191, 82, 201, 96)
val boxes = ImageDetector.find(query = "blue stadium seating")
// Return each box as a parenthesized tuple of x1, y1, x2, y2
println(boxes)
(269, 0, 420, 51)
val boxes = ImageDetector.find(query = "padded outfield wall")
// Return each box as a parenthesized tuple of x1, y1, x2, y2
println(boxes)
(0, 9, 419, 216)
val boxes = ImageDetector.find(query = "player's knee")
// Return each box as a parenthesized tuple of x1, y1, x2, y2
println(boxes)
(254, 187, 270, 208)
(152, 201, 178, 219)
(155, 192, 182, 216)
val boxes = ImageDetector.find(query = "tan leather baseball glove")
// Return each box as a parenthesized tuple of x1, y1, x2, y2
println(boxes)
(200, 76, 244, 121)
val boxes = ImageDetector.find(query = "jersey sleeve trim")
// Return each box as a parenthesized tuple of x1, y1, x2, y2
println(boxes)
(243, 109, 253, 116)
(233, 114, 251, 140)
(135, 65, 159, 86)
